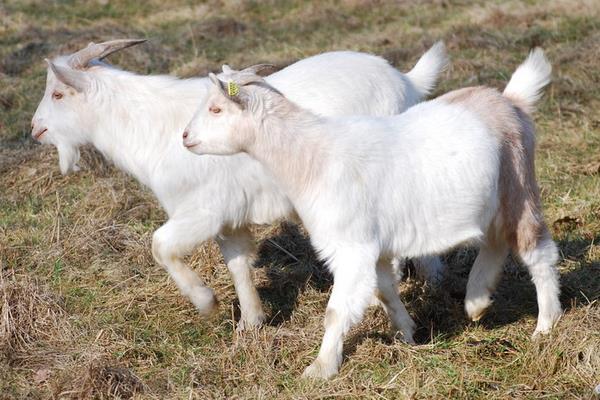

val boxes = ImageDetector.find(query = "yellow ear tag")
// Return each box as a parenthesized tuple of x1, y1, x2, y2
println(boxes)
(227, 81, 239, 97)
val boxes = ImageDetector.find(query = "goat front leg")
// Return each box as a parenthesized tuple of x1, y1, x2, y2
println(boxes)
(216, 227, 266, 331)
(303, 246, 379, 379)
(152, 215, 223, 315)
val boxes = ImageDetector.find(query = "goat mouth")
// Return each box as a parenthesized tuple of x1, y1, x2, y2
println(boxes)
(33, 128, 48, 140)
(183, 141, 200, 149)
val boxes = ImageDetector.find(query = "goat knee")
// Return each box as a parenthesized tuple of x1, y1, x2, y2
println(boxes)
(151, 228, 218, 315)
(151, 229, 190, 266)
(151, 230, 168, 266)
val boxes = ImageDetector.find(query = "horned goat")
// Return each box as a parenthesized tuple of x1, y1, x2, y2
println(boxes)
(31, 39, 449, 330)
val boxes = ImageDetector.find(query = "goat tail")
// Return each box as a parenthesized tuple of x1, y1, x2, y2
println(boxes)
(405, 41, 448, 97)
(503, 48, 552, 115)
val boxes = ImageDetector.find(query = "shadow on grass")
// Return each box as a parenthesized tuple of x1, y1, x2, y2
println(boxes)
(472, 236, 600, 333)
(253, 222, 332, 326)
(253, 223, 599, 350)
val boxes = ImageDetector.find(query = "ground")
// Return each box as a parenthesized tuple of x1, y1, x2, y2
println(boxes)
(1, 0, 599, 399)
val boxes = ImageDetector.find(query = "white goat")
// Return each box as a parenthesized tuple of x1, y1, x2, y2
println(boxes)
(31, 39, 448, 330)
(184, 49, 562, 378)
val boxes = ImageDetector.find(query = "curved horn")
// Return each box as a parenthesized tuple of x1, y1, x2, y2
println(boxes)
(68, 38, 147, 69)
(241, 64, 277, 76)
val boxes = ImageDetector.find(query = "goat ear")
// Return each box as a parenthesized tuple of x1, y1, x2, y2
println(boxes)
(208, 72, 221, 87)
(47, 60, 90, 92)
(209, 72, 229, 96)
(208, 73, 249, 109)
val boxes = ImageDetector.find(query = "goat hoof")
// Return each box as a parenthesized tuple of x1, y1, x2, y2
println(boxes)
(465, 296, 492, 322)
(302, 360, 338, 380)
(470, 311, 485, 322)
(532, 313, 561, 338)
(402, 333, 416, 345)
(236, 311, 267, 332)
(190, 287, 219, 316)
(532, 328, 549, 339)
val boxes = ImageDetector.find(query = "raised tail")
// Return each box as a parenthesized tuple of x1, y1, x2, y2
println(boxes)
(405, 41, 448, 97)
(503, 48, 552, 114)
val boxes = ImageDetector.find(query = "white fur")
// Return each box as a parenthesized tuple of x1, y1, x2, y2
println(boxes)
(184, 49, 558, 378)
(405, 41, 448, 96)
(503, 48, 552, 112)
(31, 44, 448, 329)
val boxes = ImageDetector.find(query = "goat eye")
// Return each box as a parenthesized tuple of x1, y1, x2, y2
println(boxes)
(52, 91, 63, 100)
(209, 106, 221, 114)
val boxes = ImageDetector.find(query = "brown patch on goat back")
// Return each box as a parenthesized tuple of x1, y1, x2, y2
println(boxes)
(439, 87, 519, 140)
(440, 86, 549, 254)
(499, 105, 550, 255)
(438, 86, 481, 104)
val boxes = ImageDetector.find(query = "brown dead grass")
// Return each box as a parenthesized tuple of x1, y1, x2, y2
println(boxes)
(0, 270, 70, 363)
(1, 0, 599, 399)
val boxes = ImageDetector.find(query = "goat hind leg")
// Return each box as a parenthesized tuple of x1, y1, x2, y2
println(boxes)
(369, 258, 404, 307)
(465, 242, 509, 322)
(516, 234, 561, 336)
(413, 255, 446, 285)
(216, 227, 266, 331)
(375, 259, 416, 343)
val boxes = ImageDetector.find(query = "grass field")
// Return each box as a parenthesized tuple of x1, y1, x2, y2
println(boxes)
(1, 0, 599, 398)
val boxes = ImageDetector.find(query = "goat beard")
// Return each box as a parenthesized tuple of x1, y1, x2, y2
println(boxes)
(56, 143, 81, 175)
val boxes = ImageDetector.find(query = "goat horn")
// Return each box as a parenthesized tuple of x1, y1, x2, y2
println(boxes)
(68, 38, 147, 69)
(241, 64, 277, 76)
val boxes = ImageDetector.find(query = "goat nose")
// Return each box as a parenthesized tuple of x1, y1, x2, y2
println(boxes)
(182, 130, 189, 139)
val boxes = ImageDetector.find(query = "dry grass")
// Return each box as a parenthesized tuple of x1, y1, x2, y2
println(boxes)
(1, 0, 599, 398)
